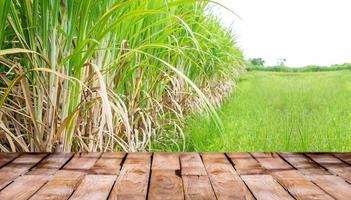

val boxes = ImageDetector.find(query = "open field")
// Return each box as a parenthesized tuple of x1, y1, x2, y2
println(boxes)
(184, 71, 351, 152)
(1, 1, 350, 153)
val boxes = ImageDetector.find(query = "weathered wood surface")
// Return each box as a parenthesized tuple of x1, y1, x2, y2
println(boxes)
(0, 153, 350, 200)
(148, 153, 183, 200)
(109, 153, 151, 200)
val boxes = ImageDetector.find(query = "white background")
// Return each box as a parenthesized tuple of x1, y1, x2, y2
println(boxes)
(213, 0, 351, 67)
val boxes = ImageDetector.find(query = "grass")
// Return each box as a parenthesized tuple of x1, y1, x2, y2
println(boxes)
(183, 71, 351, 152)
(247, 63, 351, 72)
(0, 0, 244, 152)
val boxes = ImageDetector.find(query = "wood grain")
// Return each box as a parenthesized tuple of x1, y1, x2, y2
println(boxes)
(90, 152, 125, 175)
(152, 153, 180, 170)
(306, 153, 351, 182)
(0, 175, 50, 200)
(63, 152, 101, 171)
(227, 152, 266, 175)
(148, 170, 184, 200)
(251, 153, 293, 170)
(0, 153, 349, 200)
(202, 153, 254, 200)
(279, 153, 329, 175)
(30, 170, 85, 200)
(124, 153, 151, 165)
(0, 153, 47, 189)
(308, 175, 351, 200)
(180, 153, 207, 176)
(0, 153, 19, 168)
(28, 153, 73, 175)
(69, 175, 116, 200)
(271, 170, 333, 200)
(333, 153, 351, 165)
(109, 153, 151, 200)
(148, 153, 183, 200)
(242, 175, 294, 200)
(182, 175, 216, 200)
(181, 153, 216, 200)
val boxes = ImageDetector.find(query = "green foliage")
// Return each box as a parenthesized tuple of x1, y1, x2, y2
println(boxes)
(182, 71, 351, 152)
(247, 63, 351, 72)
(249, 58, 265, 66)
(0, 0, 244, 152)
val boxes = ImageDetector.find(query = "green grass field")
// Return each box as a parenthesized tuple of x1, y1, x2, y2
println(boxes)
(184, 71, 351, 152)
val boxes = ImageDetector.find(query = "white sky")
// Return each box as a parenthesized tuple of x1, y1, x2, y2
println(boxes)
(213, 0, 351, 67)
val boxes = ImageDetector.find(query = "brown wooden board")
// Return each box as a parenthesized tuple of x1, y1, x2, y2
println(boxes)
(308, 175, 351, 200)
(306, 153, 351, 182)
(90, 152, 126, 175)
(333, 153, 351, 165)
(279, 153, 329, 175)
(0, 175, 50, 200)
(251, 153, 293, 170)
(28, 153, 73, 175)
(180, 153, 207, 176)
(0, 153, 19, 168)
(148, 153, 183, 200)
(227, 152, 266, 175)
(181, 153, 216, 200)
(123, 153, 151, 165)
(271, 170, 333, 200)
(202, 153, 254, 200)
(63, 152, 101, 171)
(0, 153, 349, 199)
(30, 170, 85, 200)
(148, 170, 184, 200)
(0, 153, 47, 189)
(109, 153, 151, 200)
(182, 175, 216, 200)
(152, 153, 180, 170)
(69, 175, 116, 200)
(242, 175, 294, 200)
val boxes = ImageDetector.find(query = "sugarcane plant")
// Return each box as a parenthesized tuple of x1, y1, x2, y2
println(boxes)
(0, 0, 244, 152)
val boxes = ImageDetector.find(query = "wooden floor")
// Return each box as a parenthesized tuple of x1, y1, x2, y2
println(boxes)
(0, 153, 350, 200)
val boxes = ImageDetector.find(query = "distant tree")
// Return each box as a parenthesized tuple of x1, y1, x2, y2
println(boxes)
(277, 58, 286, 66)
(249, 58, 265, 66)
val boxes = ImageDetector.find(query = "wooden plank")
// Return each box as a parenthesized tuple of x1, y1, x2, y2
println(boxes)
(0, 175, 50, 200)
(279, 153, 329, 175)
(109, 153, 151, 200)
(63, 152, 101, 171)
(227, 152, 266, 175)
(28, 153, 73, 175)
(271, 170, 333, 200)
(181, 153, 216, 200)
(148, 153, 183, 200)
(242, 175, 294, 200)
(309, 175, 351, 200)
(180, 153, 207, 176)
(306, 153, 351, 182)
(333, 153, 351, 165)
(148, 170, 183, 200)
(202, 153, 254, 200)
(251, 153, 292, 170)
(152, 153, 180, 170)
(0, 152, 350, 200)
(0, 153, 19, 168)
(90, 152, 126, 175)
(0, 153, 47, 189)
(123, 153, 151, 165)
(69, 175, 116, 200)
(182, 175, 216, 200)
(30, 170, 85, 200)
